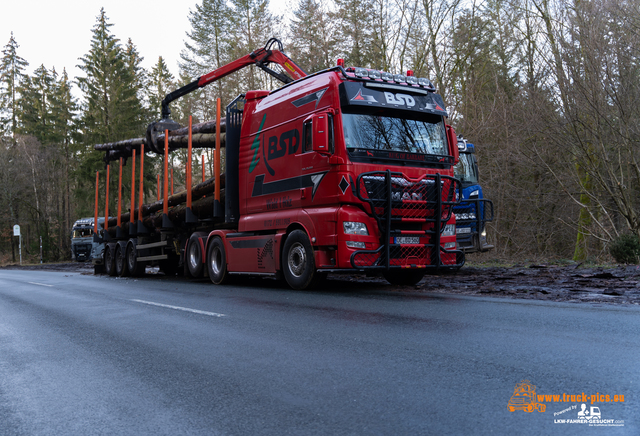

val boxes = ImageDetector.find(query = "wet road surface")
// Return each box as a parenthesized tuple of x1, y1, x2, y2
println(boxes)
(0, 269, 637, 435)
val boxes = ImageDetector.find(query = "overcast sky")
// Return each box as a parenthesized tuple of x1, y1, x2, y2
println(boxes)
(1, 0, 292, 86)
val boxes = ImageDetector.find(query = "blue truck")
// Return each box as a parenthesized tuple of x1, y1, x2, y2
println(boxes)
(453, 137, 494, 253)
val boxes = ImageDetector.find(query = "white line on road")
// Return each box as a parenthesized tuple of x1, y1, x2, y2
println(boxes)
(28, 282, 54, 287)
(130, 299, 226, 318)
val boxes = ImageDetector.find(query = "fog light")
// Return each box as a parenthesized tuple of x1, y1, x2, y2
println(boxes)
(346, 241, 366, 249)
(444, 242, 456, 249)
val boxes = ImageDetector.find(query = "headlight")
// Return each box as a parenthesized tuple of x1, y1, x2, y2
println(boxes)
(343, 221, 368, 235)
(443, 224, 455, 236)
(444, 242, 456, 249)
(469, 190, 479, 198)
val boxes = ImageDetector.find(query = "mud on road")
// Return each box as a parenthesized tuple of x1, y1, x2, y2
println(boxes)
(3, 261, 640, 305)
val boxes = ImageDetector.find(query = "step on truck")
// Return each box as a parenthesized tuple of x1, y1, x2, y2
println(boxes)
(453, 136, 494, 253)
(92, 38, 464, 289)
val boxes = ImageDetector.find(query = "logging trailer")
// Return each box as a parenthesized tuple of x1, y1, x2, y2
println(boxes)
(92, 38, 464, 289)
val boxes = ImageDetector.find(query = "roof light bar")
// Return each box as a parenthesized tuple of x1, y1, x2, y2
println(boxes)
(368, 70, 381, 80)
(418, 78, 435, 89)
(393, 74, 406, 83)
(380, 72, 393, 81)
(354, 68, 368, 77)
(347, 66, 436, 91)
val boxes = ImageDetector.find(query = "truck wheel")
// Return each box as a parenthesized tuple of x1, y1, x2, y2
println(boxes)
(126, 242, 145, 277)
(207, 237, 229, 285)
(383, 270, 425, 286)
(104, 245, 116, 276)
(282, 230, 317, 290)
(115, 245, 129, 277)
(187, 234, 204, 278)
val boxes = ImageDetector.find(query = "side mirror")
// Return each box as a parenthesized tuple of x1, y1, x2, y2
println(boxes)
(312, 113, 330, 154)
(446, 124, 459, 165)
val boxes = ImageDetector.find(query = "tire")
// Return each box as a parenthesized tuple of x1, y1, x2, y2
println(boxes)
(187, 234, 204, 278)
(282, 230, 318, 290)
(383, 270, 425, 286)
(537, 404, 546, 413)
(115, 244, 129, 277)
(207, 237, 229, 285)
(126, 242, 145, 277)
(104, 244, 116, 276)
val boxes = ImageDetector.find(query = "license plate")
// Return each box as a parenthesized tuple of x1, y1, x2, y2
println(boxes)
(456, 227, 471, 234)
(395, 237, 420, 244)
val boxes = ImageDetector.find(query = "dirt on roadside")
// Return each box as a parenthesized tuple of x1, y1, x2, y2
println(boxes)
(415, 264, 640, 305)
(3, 261, 639, 305)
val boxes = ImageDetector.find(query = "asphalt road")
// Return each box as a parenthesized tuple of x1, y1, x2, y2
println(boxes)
(0, 269, 637, 435)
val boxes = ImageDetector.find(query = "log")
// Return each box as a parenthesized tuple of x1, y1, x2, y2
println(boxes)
(145, 193, 224, 228)
(94, 118, 225, 152)
(107, 173, 226, 228)
(155, 132, 226, 149)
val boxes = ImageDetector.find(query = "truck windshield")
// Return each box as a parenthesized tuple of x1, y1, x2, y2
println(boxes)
(342, 111, 447, 156)
(72, 228, 93, 238)
(454, 152, 478, 185)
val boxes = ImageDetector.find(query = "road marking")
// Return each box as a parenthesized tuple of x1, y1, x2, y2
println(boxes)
(28, 282, 54, 287)
(130, 299, 226, 318)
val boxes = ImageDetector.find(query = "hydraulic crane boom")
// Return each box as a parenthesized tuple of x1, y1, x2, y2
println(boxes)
(161, 38, 306, 120)
(146, 38, 307, 153)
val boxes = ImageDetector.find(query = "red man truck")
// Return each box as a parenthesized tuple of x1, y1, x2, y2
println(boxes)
(94, 39, 464, 289)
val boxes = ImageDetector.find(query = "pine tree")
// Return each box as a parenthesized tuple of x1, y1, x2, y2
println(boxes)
(77, 8, 144, 145)
(332, 0, 375, 68)
(288, 0, 336, 73)
(180, 0, 233, 121)
(17, 64, 56, 143)
(228, 0, 281, 91)
(75, 8, 148, 217)
(149, 56, 175, 120)
(0, 32, 28, 137)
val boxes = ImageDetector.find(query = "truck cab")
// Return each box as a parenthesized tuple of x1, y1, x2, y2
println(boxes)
(71, 218, 96, 261)
(453, 137, 494, 253)
(213, 66, 464, 287)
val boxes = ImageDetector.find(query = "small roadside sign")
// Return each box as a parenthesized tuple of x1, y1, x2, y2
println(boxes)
(13, 225, 20, 236)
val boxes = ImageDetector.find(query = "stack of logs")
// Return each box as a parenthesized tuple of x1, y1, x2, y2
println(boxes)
(104, 174, 226, 238)
(95, 117, 227, 238)
(94, 119, 227, 163)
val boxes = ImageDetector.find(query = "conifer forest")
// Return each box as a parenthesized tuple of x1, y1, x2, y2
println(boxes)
(1, 0, 639, 264)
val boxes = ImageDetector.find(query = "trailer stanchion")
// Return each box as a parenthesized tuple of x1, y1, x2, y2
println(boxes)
(162, 129, 173, 229)
(185, 115, 197, 223)
(214, 98, 223, 220)
(129, 150, 137, 236)
(137, 145, 148, 234)
(104, 164, 111, 241)
(116, 157, 125, 238)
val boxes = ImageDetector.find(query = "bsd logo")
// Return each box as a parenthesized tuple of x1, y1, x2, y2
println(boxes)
(384, 92, 415, 107)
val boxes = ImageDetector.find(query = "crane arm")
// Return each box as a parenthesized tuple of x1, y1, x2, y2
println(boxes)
(160, 38, 306, 120)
